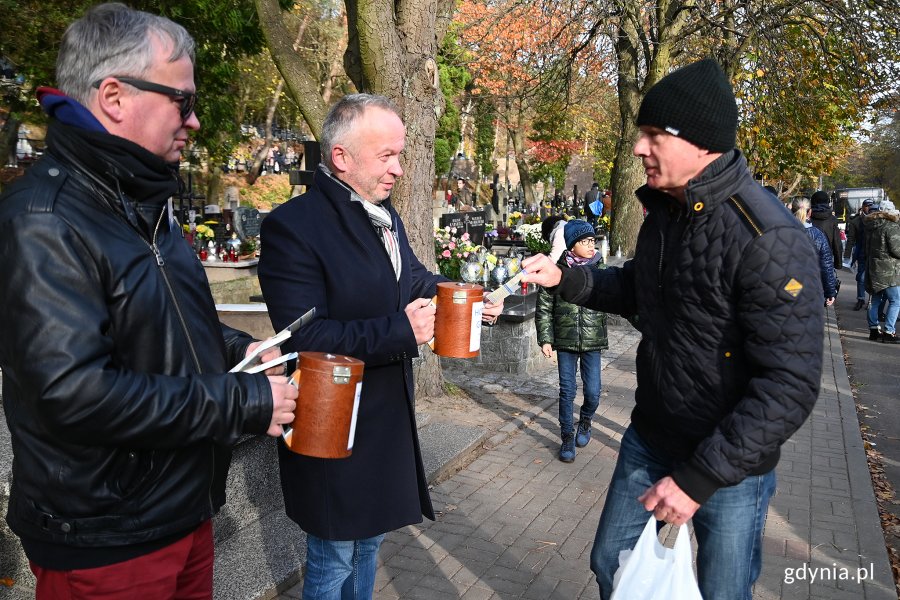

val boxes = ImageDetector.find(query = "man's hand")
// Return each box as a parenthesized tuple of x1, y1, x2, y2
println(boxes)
(482, 293, 504, 325)
(541, 343, 553, 358)
(825, 297, 835, 307)
(405, 298, 436, 344)
(521, 254, 562, 288)
(266, 376, 298, 437)
(638, 476, 701, 526)
(246, 341, 285, 375)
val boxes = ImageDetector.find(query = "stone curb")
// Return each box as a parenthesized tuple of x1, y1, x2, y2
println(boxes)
(826, 309, 896, 599)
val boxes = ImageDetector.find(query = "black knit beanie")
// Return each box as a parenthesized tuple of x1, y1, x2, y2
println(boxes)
(637, 59, 738, 152)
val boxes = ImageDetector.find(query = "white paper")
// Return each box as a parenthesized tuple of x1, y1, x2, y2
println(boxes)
(347, 382, 362, 450)
(469, 301, 483, 352)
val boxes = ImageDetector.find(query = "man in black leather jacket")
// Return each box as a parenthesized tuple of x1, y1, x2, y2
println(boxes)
(523, 59, 822, 600)
(0, 5, 297, 598)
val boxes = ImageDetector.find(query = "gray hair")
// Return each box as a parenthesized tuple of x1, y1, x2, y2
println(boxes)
(790, 197, 811, 223)
(320, 94, 402, 169)
(57, 3, 195, 105)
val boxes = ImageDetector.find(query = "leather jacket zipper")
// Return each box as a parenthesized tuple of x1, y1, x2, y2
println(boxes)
(148, 206, 204, 374)
(657, 229, 665, 291)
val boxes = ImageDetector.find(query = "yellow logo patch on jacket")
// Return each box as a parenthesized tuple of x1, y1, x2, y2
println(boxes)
(783, 278, 804, 297)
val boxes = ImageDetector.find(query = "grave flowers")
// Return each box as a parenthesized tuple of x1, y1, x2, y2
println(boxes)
(434, 226, 486, 281)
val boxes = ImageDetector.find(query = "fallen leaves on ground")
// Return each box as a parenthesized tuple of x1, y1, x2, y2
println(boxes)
(859, 407, 900, 597)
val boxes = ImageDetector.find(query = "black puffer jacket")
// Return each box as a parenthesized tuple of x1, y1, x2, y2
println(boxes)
(556, 151, 823, 504)
(0, 121, 272, 564)
(804, 224, 838, 298)
(810, 204, 842, 266)
(536, 257, 608, 353)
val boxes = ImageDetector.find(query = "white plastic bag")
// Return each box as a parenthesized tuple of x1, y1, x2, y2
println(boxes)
(609, 517, 703, 600)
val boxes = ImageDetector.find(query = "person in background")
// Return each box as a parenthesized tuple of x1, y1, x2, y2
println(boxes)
(791, 197, 837, 306)
(541, 214, 567, 262)
(0, 5, 297, 598)
(863, 199, 900, 343)
(536, 219, 608, 463)
(810, 191, 843, 267)
(845, 199, 875, 310)
(521, 58, 822, 600)
(583, 182, 601, 230)
(258, 94, 502, 599)
(601, 190, 613, 222)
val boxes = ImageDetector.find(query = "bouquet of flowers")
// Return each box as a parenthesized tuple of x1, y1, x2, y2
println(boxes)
(518, 223, 550, 254)
(184, 222, 217, 241)
(434, 226, 483, 281)
(507, 211, 523, 226)
(596, 214, 611, 235)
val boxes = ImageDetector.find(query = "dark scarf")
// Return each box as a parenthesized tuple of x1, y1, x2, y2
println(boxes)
(41, 90, 181, 237)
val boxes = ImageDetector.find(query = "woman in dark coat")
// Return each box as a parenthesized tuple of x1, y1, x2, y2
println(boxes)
(792, 197, 837, 306)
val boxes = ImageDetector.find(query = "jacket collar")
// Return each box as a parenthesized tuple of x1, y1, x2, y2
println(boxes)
(314, 165, 396, 217)
(636, 149, 748, 216)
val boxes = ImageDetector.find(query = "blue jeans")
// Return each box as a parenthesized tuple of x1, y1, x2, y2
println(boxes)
(590, 426, 776, 600)
(868, 286, 900, 334)
(556, 350, 601, 433)
(855, 259, 866, 300)
(302, 533, 385, 600)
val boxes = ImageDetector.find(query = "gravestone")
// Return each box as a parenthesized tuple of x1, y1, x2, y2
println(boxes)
(564, 155, 596, 211)
(224, 186, 241, 210)
(439, 210, 485, 245)
(211, 222, 230, 245)
(233, 207, 261, 240)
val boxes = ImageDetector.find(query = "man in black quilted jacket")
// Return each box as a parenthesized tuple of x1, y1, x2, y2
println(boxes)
(523, 59, 823, 600)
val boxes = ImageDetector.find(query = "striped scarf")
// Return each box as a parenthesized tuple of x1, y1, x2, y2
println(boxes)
(321, 164, 402, 280)
(564, 249, 601, 268)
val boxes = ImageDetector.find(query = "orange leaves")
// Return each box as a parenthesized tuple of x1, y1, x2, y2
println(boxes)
(527, 139, 580, 164)
(455, 0, 602, 99)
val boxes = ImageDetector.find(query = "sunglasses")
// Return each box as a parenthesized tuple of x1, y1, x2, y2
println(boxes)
(93, 77, 197, 121)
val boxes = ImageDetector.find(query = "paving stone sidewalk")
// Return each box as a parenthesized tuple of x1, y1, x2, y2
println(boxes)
(278, 313, 895, 600)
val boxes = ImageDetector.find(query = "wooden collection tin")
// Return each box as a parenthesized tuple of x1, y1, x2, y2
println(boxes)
(431, 282, 484, 358)
(285, 352, 364, 459)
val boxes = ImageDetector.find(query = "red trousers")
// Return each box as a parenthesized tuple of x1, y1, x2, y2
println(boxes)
(30, 520, 214, 600)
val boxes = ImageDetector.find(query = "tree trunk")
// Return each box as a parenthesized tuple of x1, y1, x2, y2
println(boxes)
(608, 0, 689, 256)
(247, 79, 283, 185)
(509, 125, 537, 210)
(608, 10, 645, 257)
(255, 0, 454, 399)
(255, 0, 329, 139)
(206, 166, 224, 207)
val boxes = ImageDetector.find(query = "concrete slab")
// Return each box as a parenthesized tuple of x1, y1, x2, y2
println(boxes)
(418, 422, 487, 484)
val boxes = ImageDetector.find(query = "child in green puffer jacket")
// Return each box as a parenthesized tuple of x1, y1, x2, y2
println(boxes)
(536, 220, 609, 462)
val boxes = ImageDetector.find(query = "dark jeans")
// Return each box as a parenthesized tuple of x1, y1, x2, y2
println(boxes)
(590, 426, 775, 600)
(855, 260, 866, 301)
(556, 350, 601, 433)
